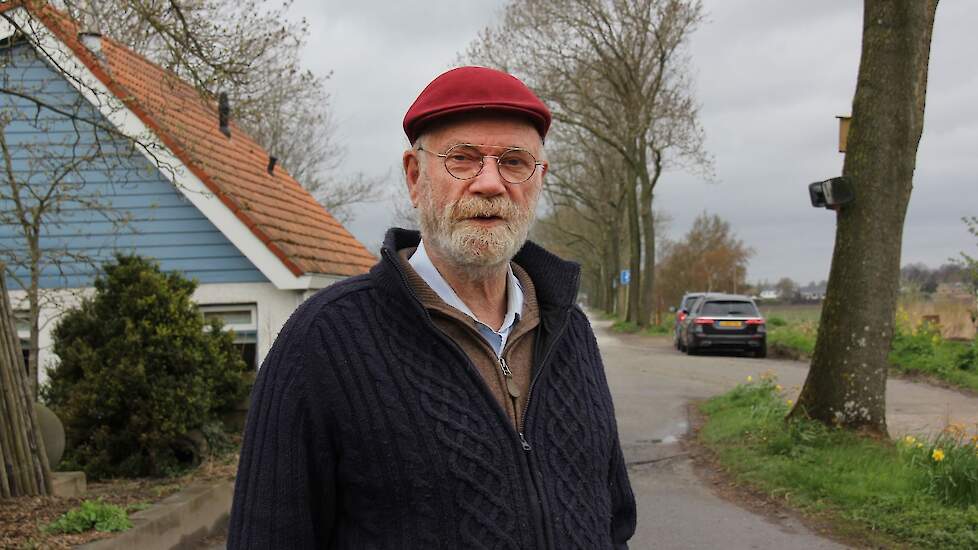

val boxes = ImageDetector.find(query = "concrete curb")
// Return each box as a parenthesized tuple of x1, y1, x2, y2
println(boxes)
(78, 479, 232, 550)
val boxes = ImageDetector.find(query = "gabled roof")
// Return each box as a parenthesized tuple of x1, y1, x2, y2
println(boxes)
(0, 1, 376, 283)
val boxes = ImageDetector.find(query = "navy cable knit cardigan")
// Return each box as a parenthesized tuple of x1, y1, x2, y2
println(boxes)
(228, 229, 636, 549)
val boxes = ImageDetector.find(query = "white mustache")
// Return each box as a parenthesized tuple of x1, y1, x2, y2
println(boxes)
(451, 197, 519, 222)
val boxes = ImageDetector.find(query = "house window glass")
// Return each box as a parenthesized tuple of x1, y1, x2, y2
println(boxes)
(199, 304, 258, 369)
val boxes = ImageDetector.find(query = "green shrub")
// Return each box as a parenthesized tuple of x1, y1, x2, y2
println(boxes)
(45, 499, 132, 534)
(767, 316, 787, 327)
(42, 255, 250, 479)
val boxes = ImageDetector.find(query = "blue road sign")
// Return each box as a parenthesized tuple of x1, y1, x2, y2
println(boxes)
(620, 269, 630, 285)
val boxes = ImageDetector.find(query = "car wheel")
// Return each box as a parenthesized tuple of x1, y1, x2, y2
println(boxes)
(755, 341, 767, 359)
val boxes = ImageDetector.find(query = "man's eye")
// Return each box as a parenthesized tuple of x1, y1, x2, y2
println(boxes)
(449, 154, 477, 163)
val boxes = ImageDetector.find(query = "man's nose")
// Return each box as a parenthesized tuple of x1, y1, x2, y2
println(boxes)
(466, 156, 508, 196)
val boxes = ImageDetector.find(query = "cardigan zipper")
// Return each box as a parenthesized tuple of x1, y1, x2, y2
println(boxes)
(383, 247, 574, 550)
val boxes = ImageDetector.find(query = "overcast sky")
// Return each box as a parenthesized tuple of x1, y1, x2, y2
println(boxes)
(291, 1, 977, 285)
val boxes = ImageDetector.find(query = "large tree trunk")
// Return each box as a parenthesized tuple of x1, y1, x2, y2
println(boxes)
(0, 266, 52, 497)
(791, 0, 938, 434)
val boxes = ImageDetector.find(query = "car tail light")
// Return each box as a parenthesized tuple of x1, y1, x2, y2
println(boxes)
(678, 312, 687, 322)
(694, 318, 715, 325)
(745, 319, 765, 325)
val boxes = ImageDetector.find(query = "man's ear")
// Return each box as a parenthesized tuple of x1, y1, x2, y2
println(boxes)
(403, 149, 421, 207)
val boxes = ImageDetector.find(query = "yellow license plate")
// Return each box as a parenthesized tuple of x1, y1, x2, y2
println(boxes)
(718, 321, 743, 328)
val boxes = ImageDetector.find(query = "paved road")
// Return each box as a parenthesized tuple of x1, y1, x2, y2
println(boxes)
(596, 315, 977, 549)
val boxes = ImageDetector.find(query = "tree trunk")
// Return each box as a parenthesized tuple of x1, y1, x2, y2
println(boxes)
(639, 149, 663, 328)
(791, 0, 939, 434)
(0, 266, 52, 497)
(625, 172, 642, 324)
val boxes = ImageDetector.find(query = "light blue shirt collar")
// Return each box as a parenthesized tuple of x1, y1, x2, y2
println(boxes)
(409, 240, 523, 356)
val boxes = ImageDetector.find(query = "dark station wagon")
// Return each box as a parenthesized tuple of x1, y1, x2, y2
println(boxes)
(678, 294, 767, 358)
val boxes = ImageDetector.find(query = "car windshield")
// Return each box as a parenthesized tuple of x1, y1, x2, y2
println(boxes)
(701, 301, 759, 317)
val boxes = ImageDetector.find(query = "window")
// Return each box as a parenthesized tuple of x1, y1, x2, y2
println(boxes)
(199, 304, 258, 369)
(14, 310, 30, 373)
(701, 301, 759, 317)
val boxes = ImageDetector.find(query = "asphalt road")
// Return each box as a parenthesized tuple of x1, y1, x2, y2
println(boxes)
(595, 315, 977, 549)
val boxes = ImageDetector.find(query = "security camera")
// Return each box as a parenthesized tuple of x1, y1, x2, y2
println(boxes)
(809, 177, 854, 209)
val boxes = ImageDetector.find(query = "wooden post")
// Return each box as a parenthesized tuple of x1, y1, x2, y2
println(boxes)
(0, 265, 52, 497)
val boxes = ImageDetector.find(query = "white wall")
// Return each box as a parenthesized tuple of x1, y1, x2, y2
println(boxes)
(8, 281, 318, 388)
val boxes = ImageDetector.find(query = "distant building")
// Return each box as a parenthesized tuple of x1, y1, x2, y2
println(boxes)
(759, 289, 779, 301)
(799, 283, 827, 301)
(0, 4, 376, 385)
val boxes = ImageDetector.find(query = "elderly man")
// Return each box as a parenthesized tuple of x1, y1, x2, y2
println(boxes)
(229, 66, 636, 549)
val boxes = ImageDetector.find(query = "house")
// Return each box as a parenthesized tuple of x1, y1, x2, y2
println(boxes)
(758, 289, 779, 301)
(799, 283, 827, 301)
(0, 3, 376, 385)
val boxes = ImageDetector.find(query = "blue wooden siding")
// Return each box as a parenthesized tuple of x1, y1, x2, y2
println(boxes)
(0, 41, 268, 289)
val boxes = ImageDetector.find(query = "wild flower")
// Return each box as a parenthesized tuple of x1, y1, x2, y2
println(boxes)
(932, 449, 945, 462)
(903, 435, 917, 446)
(746, 376, 753, 383)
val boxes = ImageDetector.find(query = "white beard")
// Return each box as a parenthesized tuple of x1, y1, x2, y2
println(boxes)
(417, 180, 537, 275)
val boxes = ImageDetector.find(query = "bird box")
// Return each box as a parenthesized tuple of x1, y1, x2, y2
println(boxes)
(836, 115, 851, 153)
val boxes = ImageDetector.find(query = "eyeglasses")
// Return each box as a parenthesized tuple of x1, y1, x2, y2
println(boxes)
(416, 143, 543, 184)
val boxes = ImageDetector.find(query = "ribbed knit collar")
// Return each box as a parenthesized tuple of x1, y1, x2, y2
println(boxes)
(375, 228, 581, 311)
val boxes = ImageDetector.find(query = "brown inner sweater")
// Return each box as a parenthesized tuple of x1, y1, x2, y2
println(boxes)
(398, 247, 540, 429)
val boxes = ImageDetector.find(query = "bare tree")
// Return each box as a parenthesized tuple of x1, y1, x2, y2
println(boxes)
(791, 0, 939, 434)
(467, 0, 711, 326)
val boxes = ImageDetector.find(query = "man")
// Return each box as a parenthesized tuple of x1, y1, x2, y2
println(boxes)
(229, 66, 636, 549)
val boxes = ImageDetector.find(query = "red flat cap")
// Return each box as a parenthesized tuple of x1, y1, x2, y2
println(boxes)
(403, 66, 552, 143)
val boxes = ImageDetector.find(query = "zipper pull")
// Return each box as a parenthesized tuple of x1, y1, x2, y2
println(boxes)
(499, 357, 513, 377)
(500, 358, 521, 398)
(519, 432, 532, 451)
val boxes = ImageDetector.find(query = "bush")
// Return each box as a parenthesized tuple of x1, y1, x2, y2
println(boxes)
(42, 255, 250, 478)
(767, 316, 787, 327)
(45, 499, 131, 534)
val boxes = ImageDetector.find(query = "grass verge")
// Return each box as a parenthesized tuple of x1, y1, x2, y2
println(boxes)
(697, 378, 978, 549)
(763, 316, 978, 393)
(610, 318, 671, 337)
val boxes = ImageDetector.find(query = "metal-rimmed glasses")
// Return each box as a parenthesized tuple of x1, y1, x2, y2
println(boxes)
(416, 143, 544, 184)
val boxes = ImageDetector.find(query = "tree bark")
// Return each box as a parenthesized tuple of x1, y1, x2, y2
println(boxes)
(791, 0, 939, 434)
(0, 265, 52, 497)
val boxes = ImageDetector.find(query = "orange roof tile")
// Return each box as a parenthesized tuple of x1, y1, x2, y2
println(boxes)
(3, 1, 376, 278)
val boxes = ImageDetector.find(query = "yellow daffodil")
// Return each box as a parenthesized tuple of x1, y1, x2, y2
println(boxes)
(746, 376, 753, 382)
(916, 442, 924, 449)
(786, 399, 793, 406)
(776, 385, 783, 392)
(932, 449, 945, 462)
(903, 435, 917, 446)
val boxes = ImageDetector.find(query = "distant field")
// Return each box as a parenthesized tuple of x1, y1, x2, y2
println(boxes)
(760, 296, 975, 340)
(758, 303, 822, 324)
